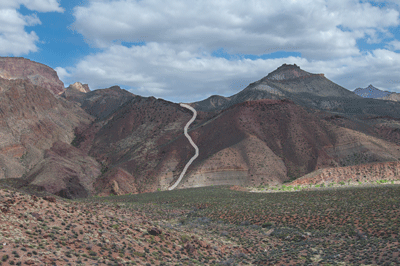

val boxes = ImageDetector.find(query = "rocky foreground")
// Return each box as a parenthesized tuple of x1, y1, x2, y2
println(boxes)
(0, 184, 264, 266)
(1, 183, 399, 266)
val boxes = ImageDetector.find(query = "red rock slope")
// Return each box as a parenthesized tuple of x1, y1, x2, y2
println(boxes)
(0, 77, 94, 188)
(73, 96, 400, 195)
(168, 99, 400, 189)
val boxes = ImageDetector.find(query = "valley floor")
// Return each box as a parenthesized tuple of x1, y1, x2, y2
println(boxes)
(0, 183, 399, 265)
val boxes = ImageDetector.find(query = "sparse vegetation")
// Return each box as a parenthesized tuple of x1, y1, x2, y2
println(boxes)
(1, 178, 399, 265)
(75, 183, 400, 265)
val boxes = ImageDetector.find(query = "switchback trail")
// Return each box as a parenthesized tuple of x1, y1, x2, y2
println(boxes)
(168, 103, 199, 190)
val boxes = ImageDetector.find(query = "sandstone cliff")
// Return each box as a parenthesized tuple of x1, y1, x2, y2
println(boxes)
(0, 57, 65, 95)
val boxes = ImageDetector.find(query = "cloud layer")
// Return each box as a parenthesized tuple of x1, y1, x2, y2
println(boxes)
(72, 0, 398, 59)
(0, 0, 63, 56)
(58, 0, 400, 102)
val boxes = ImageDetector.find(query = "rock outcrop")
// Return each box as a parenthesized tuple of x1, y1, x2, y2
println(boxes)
(0, 57, 64, 95)
(67, 82, 90, 93)
(20, 141, 101, 199)
(94, 167, 138, 196)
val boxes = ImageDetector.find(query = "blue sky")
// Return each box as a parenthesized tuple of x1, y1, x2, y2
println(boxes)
(1, 0, 400, 103)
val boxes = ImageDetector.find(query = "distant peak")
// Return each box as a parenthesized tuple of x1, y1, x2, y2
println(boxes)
(353, 84, 392, 98)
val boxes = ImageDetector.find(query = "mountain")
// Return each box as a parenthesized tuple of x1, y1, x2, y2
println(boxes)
(354, 84, 393, 98)
(1, 58, 400, 199)
(69, 96, 400, 195)
(190, 64, 361, 112)
(0, 57, 65, 95)
(189, 64, 400, 149)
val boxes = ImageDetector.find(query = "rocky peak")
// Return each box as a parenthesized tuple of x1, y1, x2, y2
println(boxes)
(0, 57, 64, 95)
(265, 63, 313, 81)
(67, 82, 90, 93)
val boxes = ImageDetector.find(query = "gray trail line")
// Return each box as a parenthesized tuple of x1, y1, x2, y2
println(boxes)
(168, 103, 199, 190)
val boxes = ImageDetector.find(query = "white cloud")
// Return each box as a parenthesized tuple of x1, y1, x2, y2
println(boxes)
(72, 0, 399, 59)
(21, 0, 64, 13)
(60, 0, 400, 102)
(58, 42, 300, 101)
(305, 49, 400, 92)
(386, 40, 400, 51)
(55, 66, 71, 81)
(0, 0, 64, 12)
(333, 0, 399, 29)
(0, 9, 40, 55)
(59, 42, 400, 102)
(0, 0, 63, 56)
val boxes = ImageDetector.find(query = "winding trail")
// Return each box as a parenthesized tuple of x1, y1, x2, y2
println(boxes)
(168, 103, 199, 190)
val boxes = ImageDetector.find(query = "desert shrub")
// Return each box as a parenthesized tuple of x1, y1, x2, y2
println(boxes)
(71, 136, 79, 147)
(180, 234, 190, 243)
(262, 222, 274, 228)
(111, 224, 119, 230)
(1, 255, 8, 262)
(89, 251, 97, 256)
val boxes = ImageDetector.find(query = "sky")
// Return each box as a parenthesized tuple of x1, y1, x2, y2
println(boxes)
(1, 0, 400, 103)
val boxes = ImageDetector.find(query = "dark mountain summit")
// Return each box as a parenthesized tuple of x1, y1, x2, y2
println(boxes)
(265, 63, 314, 80)
(354, 84, 393, 98)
